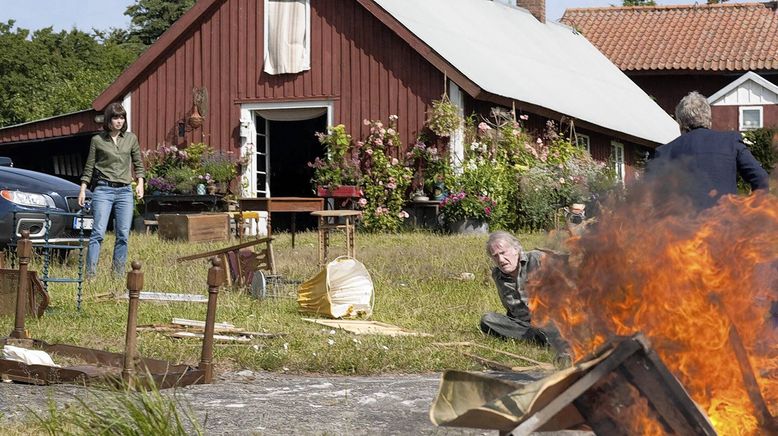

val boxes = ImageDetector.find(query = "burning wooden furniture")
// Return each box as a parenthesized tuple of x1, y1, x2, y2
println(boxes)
(430, 334, 741, 435)
(0, 231, 226, 388)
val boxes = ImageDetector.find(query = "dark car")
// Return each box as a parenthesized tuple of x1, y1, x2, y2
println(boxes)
(0, 166, 92, 249)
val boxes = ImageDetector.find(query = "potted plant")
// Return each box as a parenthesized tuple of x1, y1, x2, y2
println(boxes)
(410, 189, 429, 202)
(309, 124, 363, 197)
(201, 153, 238, 194)
(425, 96, 462, 138)
(439, 191, 496, 234)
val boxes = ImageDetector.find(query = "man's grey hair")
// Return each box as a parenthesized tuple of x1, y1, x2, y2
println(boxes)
(675, 91, 712, 132)
(485, 231, 523, 257)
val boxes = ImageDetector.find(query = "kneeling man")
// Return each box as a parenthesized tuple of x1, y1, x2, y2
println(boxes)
(481, 231, 562, 350)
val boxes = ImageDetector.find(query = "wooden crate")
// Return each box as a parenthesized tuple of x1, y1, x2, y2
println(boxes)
(158, 213, 230, 243)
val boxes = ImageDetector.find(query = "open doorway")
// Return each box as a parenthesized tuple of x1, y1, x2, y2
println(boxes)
(256, 113, 327, 231)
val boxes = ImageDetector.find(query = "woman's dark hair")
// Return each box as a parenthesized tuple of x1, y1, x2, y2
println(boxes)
(103, 102, 128, 133)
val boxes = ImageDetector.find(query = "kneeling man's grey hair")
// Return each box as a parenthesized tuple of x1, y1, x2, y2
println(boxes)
(485, 231, 523, 257)
(675, 91, 712, 132)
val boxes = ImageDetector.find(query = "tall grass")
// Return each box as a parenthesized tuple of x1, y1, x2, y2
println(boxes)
(31, 381, 203, 436)
(1, 230, 553, 374)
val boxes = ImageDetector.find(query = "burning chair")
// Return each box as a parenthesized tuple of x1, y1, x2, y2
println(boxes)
(0, 231, 226, 388)
(431, 332, 778, 435)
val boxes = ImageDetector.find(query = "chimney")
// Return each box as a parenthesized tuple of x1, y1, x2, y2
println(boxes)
(516, 0, 546, 23)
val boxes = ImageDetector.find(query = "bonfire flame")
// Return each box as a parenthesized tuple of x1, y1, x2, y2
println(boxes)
(529, 176, 778, 435)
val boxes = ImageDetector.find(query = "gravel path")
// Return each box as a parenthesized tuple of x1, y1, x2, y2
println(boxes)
(1, 370, 548, 435)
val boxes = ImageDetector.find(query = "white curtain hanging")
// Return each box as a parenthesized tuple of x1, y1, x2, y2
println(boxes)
(256, 107, 326, 122)
(264, 0, 311, 75)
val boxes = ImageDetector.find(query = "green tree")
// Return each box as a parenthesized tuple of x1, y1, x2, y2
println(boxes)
(0, 20, 138, 127)
(125, 0, 196, 46)
(622, 0, 657, 5)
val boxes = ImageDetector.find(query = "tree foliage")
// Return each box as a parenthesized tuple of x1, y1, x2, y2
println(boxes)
(622, 0, 656, 5)
(0, 0, 197, 128)
(0, 20, 139, 128)
(125, 0, 196, 46)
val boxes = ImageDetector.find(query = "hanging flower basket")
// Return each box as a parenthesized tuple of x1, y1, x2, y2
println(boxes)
(316, 185, 364, 198)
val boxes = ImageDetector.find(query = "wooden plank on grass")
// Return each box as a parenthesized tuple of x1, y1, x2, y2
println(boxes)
(118, 292, 208, 303)
(172, 318, 237, 330)
(302, 318, 432, 337)
(169, 331, 251, 343)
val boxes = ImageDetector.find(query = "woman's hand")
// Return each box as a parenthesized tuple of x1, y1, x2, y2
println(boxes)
(78, 184, 87, 207)
(136, 178, 144, 200)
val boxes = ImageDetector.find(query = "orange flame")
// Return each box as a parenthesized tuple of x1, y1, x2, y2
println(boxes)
(530, 185, 778, 435)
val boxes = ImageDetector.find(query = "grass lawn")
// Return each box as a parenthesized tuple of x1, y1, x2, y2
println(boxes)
(1, 230, 554, 375)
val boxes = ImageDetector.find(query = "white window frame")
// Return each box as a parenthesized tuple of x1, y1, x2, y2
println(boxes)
(239, 100, 334, 198)
(739, 106, 763, 131)
(611, 141, 625, 183)
(575, 133, 590, 153)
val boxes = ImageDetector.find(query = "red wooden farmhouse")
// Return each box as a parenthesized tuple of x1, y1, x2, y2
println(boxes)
(0, 0, 678, 195)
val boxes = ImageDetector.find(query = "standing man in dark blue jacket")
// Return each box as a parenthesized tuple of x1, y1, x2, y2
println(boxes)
(651, 91, 769, 209)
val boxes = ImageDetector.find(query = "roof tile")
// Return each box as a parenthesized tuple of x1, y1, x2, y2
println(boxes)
(561, 2, 778, 72)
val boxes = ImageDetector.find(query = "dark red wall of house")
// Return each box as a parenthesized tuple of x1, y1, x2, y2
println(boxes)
(710, 105, 778, 131)
(127, 0, 443, 155)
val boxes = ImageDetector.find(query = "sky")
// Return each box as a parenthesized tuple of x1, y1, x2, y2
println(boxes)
(0, 0, 760, 32)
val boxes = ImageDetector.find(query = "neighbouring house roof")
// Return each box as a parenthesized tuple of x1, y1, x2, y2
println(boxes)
(708, 71, 778, 105)
(562, 2, 778, 73)
(371, 0, 679, 144)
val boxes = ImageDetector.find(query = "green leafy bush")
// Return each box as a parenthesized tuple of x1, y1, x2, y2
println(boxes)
(357, 116, 413, 232)
(309, 124, 361, 189)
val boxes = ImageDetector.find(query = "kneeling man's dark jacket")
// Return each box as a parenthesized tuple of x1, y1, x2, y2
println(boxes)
(652, 128, 768, 208)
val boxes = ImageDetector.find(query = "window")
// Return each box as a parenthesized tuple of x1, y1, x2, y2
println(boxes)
(611, 141, 625, 182)
(575, 134, 590, 153)
(739, 106, 763, 131)
(264, 0, 310, 75)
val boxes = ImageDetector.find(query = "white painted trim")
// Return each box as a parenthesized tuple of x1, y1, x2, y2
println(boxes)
(708, 71, 778, 105)
(240, 100, 334, 197)
(610, 140, 625, 183)
(448, 81, 465, 170)
(739, 106, 763, 131)
(122, 93, 132, 132)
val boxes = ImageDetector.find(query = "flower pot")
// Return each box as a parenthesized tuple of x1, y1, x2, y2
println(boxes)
(316, 185, 364, 198)
(412, 195, 429, 202)
(448, 219, 489, 234)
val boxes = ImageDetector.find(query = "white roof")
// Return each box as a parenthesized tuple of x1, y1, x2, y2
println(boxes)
(372, 0, 679, 144)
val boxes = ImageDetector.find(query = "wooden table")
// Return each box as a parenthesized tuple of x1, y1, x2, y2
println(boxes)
(238, 197, 324, 247)
(310, 210, 362, 268)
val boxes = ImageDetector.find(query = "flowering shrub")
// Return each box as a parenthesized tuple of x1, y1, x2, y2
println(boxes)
(432, 110, 617, 231)
(309, 124, 361, 189)
(147, 176, 175, 193)
(405, 139, 449, 195)
(357, 116, 413, 232)
(143, 142, 244, 195)
(439, 191, 496, 224)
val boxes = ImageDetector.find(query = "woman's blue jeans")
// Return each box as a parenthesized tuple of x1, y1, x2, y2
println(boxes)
(86, 183, 134, 277)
